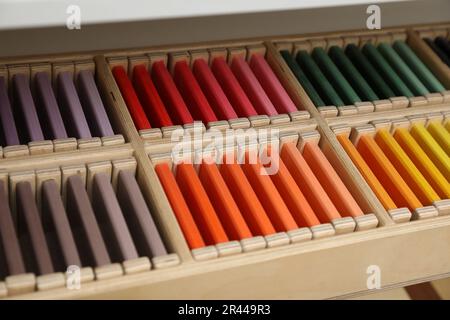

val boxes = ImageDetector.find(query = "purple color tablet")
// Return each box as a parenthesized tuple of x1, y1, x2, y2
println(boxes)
(13, 74, 45, 142)
(0, 77, 20, 146)
(16, 181, 54, 275)
(117, 170, 167, 258)
(42, 180, 81, 268)
(0, 181, 26, 276)
(77, 70, 114, 137)
(92, 173, 138, 262)
(66, 175, 111, 267)
(34, 72, 68, 139)
(57, 72, 91, 139)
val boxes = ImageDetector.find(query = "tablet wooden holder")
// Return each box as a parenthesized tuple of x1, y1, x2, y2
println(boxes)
(0, 22, 449, 299)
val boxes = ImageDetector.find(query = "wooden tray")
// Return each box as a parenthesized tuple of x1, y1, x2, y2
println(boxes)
(0, 22, 449, 299)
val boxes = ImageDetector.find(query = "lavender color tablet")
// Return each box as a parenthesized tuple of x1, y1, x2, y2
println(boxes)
(66, 175, 111, 267)
(92, 173, 138, 262)
(16, 181, 54, 275)
(42, 180, 81, 268)
(34, 72, 68, 139)
(0, 181, 26, 276)
(12, 74, 45, 142)
(117, 170, 167, 258)
(77, 70, 114, 137)
(0, 77, 20, 146)
(57, 72, 91, 139)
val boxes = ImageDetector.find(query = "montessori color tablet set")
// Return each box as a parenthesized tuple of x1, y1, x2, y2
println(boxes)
(0, 23, 449, 299)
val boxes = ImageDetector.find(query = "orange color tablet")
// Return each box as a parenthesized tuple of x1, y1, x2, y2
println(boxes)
(303, 141, 364, 218)
(220, 161, 276, 236)
(337, 134, 397, 210)
(199, 162, 252, 240)
(281, 142, 341, 223)
(241, 153, 298, 232)
(176, 163, 228, 245)
(155, 163, 205, 249)
(267, 150, 321, 227)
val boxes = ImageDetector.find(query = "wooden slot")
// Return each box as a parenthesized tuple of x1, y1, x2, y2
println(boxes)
(52, 62, 74, 86)
(227, 47, 247, 64)
(293, 41, 312, 55)
(86, 161, 112, 198)
(168, 51, 191, 74)
(35, 168, 61, 209)
(61, 165, 87, 204)
(128, 56, 150, 78)
(246, 44, 267, 60)
(111, 158, 137, 191)
(326, 37, 345, 49)
(148, 52, 168, 68)
(9, 171, 36, 224)
(74, 60, 96, 76)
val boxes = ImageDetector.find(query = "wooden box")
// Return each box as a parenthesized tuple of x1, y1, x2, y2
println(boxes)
(0, 22, 449, 299)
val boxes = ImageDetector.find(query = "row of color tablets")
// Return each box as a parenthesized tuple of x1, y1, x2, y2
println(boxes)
(424, 36, 450, 67)
(155, 138, 377, 257)
(0, 70, 114, 147)
(112, 53, 297, 130)
(0, 169, 167, 280)
(281, 41, 447, 108)
(337, 120, 450, 220)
